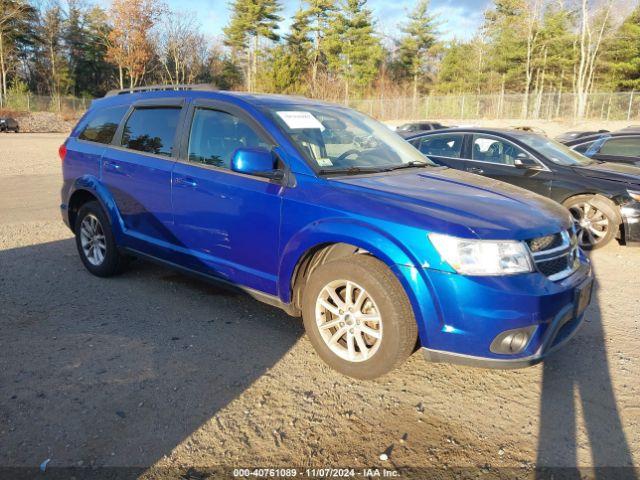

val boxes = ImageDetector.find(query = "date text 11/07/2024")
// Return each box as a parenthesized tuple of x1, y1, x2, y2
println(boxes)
(232, 468, 400, 477)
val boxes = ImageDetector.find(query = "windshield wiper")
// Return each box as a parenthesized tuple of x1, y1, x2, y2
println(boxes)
(386, 161, 433, 171)
(318, 166, 392, 176)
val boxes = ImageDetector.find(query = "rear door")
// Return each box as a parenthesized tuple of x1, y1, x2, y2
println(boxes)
(101, 98, 185, 246)
(169, 99, 283, 295)
(410, 133, 469, 171)
(464, 133, 554, 197)
(587, 135, 640, 166)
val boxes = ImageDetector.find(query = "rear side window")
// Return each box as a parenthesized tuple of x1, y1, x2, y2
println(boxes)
(598, 137, 640, 157)
(121, 107, 181, 157)
(78, 105, 128, 144)
(416, 134, 464, 158)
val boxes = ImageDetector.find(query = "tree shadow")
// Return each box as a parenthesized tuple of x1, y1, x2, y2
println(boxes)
(536, 257, 637, 480)
(0, 238, 303, 471)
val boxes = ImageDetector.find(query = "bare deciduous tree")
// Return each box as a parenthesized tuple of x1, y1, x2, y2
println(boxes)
(156, 11, 207, 85)
(0, 0, 31, 105)
(574, 0, 614, 118)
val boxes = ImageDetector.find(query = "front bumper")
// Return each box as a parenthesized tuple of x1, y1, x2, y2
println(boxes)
(620, 204, 640, 244)
(397, 256, 593, 368)
(422, 301, 586, 369)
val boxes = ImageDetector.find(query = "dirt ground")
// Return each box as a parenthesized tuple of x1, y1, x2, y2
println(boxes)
(0, 132, 638, 479)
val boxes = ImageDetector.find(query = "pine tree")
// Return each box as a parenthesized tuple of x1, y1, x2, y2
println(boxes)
(304, 0, 335, 93)
(605, 6, 640, 91)
(324, 0, 382, 102)
(398, 0, 439, 100)
(223, 0, 282, 91)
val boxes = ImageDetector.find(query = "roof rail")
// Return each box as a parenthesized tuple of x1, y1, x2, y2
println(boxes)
(104, 83, 215, 97)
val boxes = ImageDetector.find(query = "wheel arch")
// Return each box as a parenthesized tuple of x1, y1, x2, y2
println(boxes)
(68, 176, 125, 237)
(278, 219, 422, 312)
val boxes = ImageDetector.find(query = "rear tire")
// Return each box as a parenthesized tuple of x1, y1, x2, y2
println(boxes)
(302, 254, 418, 379)
(563, 195, 617, 249)
(74, 201, 128, 277)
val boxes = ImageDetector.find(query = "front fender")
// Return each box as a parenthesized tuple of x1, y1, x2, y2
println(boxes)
(277, 218, 440, 344)
(70, 175, 126, 240)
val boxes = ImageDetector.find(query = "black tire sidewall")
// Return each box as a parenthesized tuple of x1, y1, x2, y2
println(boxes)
(302, 256, 416, 379)
(74, 201, 122, 277)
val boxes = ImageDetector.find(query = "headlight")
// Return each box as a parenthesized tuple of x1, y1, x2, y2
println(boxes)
(627, 189, 640, 202)
(429, 233, 533, 276)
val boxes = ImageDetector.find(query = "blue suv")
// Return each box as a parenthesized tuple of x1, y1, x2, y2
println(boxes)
(60, 87, 593, 379)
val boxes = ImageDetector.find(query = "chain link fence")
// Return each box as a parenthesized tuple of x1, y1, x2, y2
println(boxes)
(2, 90, 640, 123)
(0, 93, 90, 114)
(351, 92, 640, 122)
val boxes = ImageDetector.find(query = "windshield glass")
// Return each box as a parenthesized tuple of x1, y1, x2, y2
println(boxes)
(262, 103, 435, 172)
(516, 133, 596, 166)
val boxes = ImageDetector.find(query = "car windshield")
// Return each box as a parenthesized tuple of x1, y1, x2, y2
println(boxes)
(516, 133, 596, 166)
(262, 104, 436, 173)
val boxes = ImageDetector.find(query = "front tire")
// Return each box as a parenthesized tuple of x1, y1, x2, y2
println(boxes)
(302, 255, 418, 379)
(74, 201, 127, 277)
(563, 195, 617, 249)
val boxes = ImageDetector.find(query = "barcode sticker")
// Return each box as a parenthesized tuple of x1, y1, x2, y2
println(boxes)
(276, 111, 325, 130)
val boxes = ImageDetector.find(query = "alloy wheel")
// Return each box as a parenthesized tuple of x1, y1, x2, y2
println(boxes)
(569, 201, 610, 248)
(315, 279, 383, 362)
(80, 213, 107, 266)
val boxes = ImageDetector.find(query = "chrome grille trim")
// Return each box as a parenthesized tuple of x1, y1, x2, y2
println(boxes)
(527, 228, 580, 281)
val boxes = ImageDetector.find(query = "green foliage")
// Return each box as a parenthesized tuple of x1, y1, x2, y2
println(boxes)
(397, 0, 439, 94)
(323, 0, 383, 98)
(604, 6, 640, 91)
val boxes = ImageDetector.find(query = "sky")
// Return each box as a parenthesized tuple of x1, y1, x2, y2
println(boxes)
(163, 0, 491, 43)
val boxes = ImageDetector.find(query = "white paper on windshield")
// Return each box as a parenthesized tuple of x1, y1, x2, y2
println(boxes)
(276, 111, 325, 131)
(317, 157, 333, 167)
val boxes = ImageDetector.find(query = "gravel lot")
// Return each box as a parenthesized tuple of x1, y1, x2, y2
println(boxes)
(0, 133, 638, 478)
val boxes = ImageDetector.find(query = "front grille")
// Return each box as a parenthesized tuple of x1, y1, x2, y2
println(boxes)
(527, 228, 579, 281)
(536, 256, 570, 277)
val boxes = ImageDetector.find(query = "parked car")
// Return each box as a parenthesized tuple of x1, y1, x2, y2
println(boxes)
(562, 131, 640, 166)
(555, 129, 609, 144)
(407, 128, 640, 249)
(0, 116, 19, 132)
(396, 121, 447, 138)
(60, 87, 592, 378)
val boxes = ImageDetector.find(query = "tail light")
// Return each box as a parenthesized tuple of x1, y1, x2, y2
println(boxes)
(58, 144, 67, 162)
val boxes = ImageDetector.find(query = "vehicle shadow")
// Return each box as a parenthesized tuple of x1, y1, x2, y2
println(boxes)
(536, 258, 637, 479)
(0, 237, 303, 471)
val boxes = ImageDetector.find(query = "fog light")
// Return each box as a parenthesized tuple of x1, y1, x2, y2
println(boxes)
(490, 326, 537, 355)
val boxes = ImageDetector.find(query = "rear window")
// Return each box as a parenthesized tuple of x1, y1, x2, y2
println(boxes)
(78, 105, 128, 144)
(120, 107, 181, 157)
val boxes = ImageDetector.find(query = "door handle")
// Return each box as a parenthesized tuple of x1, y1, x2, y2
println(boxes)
(104, 160, 122, 171)
(174, 176, 198, 188)
(467, 167, 484, 174)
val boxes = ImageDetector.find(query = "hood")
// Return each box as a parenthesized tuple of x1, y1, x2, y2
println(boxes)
(333, 167, 572, 241)
(573, 161, 640, 185)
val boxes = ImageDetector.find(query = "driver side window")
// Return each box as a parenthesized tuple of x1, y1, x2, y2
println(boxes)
(188, 108, 270, 169)
(471, 135, 526, 166)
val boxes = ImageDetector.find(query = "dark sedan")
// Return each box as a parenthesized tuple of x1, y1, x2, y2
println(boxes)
(407, 128, 640, 249)
(561, 131, 640, 166)
(0, 117, 19, 132)
(396, 121, 447, 138)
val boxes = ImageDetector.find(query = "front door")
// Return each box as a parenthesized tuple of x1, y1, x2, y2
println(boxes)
(465, 133, 554, 197)
(170, 101, 283, 295)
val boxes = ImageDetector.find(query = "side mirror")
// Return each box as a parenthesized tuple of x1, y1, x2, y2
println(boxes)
(514, 153, 537, 169)
(231, 147, 283, 180)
